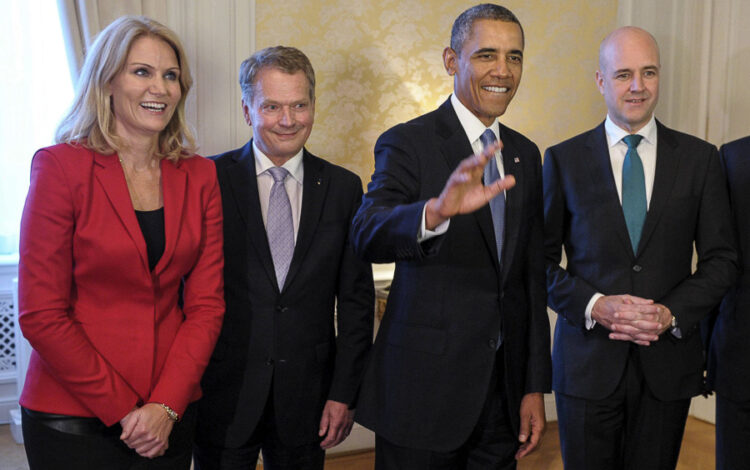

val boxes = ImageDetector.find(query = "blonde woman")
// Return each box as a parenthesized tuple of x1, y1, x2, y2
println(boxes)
(18, 16, 224, 469)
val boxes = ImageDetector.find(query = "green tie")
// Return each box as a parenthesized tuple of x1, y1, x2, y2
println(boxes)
(622, 134, 646, 254)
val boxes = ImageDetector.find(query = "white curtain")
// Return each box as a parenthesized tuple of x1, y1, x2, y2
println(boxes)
(0, 0, 73, 255)
(0, 0, 255, 256)
(618, 0, 750, 146)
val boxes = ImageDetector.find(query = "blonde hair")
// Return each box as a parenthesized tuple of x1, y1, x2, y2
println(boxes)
(55, 15, 195, 161)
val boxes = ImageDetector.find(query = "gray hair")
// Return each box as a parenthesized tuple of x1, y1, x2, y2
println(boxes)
(239, 46, 315, 104)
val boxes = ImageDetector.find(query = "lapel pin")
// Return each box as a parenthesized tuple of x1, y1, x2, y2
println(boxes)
(316, 178, 321, 185)
(514, 157, 520, 163)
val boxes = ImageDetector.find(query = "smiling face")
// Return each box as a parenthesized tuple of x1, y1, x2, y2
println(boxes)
(243, 67, 314, 165)
(596, 27, 660, 133)
(443, 19, 524, 127)
(109, 35, 181, 145)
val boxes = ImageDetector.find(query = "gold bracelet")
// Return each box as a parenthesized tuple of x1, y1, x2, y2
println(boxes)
(158, 403, 179, 422)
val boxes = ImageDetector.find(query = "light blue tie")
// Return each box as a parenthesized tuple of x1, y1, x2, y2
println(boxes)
(481, 129, 505, 265)
(267, 166, 294, 289)
(622, 134, 646, 254)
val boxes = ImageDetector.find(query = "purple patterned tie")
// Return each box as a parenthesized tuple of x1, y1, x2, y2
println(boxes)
(481, 129, 505, 264)
(266, 166, 294, 289)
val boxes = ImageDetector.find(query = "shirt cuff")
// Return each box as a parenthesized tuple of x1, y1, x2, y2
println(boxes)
(418, 203, 450, 242)
(585, 293, 604, 330)
(670, 314, 682, 339)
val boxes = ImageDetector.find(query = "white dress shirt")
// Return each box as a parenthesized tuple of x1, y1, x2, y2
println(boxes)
(253, 141, 304, 242)
(585, 114, 658, 328)
(418, 94, 506, 241)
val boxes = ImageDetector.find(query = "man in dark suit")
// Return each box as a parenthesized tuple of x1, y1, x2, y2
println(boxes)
(194, 46, 374, 470)
(707, 135, 750, 470)
(544, 26, 738, 469)
(351, 4, 551, 469)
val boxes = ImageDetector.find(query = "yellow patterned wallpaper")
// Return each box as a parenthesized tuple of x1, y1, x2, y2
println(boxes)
(255, 0, 617, 183)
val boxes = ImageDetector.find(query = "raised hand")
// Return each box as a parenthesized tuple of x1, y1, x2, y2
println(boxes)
(425, 141, 516, 230)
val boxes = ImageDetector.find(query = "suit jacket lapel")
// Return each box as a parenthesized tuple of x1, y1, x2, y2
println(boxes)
(226, 141, 279, 289)
(283, 150, 327, 292)
(93, 151, 150, 273)
(435, 100, 501, 271)
(499, 125, 522, 279)
(585, 123, 634, 255)
(637, 121, 679, 255)
(154, 158, 185, 274)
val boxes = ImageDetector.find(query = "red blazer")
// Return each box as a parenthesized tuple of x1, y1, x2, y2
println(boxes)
(18, 143, 224, 426)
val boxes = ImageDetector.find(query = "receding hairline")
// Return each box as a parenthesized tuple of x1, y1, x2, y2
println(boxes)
(598, 26, 660, 71)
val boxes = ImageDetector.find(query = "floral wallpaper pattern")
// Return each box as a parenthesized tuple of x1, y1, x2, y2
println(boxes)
(256, 0, 617, 185)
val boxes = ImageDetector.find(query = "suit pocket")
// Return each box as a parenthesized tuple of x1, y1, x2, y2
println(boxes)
(386, 322, 447, 355)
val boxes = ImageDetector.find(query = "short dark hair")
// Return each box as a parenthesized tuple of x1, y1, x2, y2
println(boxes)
(239, 46, 315, 104)
(450, 3, 524, 53)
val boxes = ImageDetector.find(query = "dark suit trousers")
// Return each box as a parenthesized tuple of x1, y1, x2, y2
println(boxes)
(193, 379, 325, 470)
(22, 404, 196, 470)
(375, 348, 517, 470)
(555, 347, 689, 470)
(715, 393, 750, 470)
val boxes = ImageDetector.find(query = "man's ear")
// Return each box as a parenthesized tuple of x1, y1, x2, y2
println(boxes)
(241, 98, 252, 126)
(443, 47, 458, 76)
(595, 70, 605, 95)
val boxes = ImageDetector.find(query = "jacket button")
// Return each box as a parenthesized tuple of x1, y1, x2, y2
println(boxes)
(276, 305, 287, 312)
(632, 265, 642, 272)
(265, 358, 274, 366)
(488, 339, 497, 349)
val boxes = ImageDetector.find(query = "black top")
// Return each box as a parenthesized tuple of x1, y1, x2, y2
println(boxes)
(135, 207, 165, 271)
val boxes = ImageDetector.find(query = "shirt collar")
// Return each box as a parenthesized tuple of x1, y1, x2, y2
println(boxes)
(451, 93, 499, 145)
(253, 140, 304, 184)
(604, 114, 657, 148)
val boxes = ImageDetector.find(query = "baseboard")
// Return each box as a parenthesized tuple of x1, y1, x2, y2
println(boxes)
(9, 408, 22, 443)
(544, 392, 558, 422)
(0, 397, 17, 425)
(327, 422, 374, 455)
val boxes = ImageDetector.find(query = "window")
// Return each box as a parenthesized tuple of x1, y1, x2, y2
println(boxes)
(0, 0, 74, 254)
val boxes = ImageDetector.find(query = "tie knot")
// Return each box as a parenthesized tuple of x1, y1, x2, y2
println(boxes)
(480, 129, 497, 149)
(267, 166, 290, 183)
(623, 134, 643, 149)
